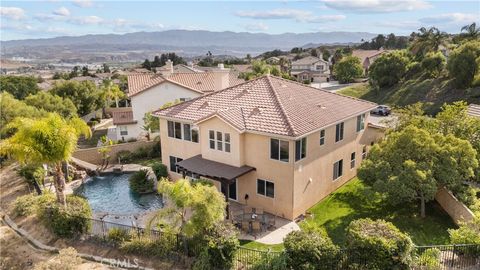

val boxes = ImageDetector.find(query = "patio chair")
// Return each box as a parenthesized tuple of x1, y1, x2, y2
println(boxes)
(241, 221, 250, 233)
(268, 215, 276, 230)
(252, 221, 261, 235)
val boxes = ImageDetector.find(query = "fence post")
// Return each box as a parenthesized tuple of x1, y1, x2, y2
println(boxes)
(101, 220, 106, 240)
(451, 244, 456, 267)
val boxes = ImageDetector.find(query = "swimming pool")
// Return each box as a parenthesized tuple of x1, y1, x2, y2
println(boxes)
(74, 173, 164, 215)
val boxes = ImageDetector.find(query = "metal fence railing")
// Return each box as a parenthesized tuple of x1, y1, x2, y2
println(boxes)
(80, 217, 480, 269)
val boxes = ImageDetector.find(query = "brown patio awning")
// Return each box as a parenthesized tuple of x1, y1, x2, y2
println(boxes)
(176, 155, 255, 181)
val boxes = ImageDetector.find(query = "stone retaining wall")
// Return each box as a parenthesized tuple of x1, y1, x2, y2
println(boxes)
(435, 187, 475, 225)
(73, 140, 157, 165)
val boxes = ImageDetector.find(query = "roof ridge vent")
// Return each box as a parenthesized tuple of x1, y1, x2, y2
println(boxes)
(317, 104, 326, 109)
(234, 87, 250, 99)
(249, 107, 262, 117)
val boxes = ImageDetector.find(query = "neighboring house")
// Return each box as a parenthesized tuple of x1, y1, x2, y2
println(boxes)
(265, 56, 280, 64)
(290, 56, 330, 83)
(154, 75, 384, 220)
(352, 49, 387, 74)
(114, 62, 244, 140)
(467, 104, 480, 118)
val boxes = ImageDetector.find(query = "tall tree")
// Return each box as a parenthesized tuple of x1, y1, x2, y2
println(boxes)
(0, 93, 44, 137)
(333, 56, 363, 84)
(0, 76, 40, 100)
(460, 22, 480, 41)
(358, 125, 478, 217)
(24, 92, 77, 118)
(100, 80, 125, 108)
(410, 27, 448, 58)
(0, 114, 91, 206)
(50, 80, 103, 116)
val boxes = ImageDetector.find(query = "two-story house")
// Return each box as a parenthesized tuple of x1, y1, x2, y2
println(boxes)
(291, 56, 330, 83)
(112, 63, 243, 141)
(154, 75, 383, 220)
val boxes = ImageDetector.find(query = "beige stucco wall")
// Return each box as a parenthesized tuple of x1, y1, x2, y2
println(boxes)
(72, 140, 157, 165)
(159, 112, 384, 220)
(435, 187, 475, 225)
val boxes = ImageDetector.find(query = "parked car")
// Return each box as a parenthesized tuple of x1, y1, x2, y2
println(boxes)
(371, 105, 391, 116)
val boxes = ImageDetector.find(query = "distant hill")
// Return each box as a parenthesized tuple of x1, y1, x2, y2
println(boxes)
(0, 30, 377, 62)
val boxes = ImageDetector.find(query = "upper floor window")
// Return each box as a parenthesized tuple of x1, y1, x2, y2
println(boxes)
(209, 130, 230, 153)
(119, 126, 128, 136)
(295, 137, 307, 161)
(356, 114, 366, 132)
(335, 122, 344, 142)
(333, 159, 343, 180)
(319, 130, 325, 145)
(351, 152, 356, 169)
(270, 139, 289, 162)
(362, 145, 367, 160)
(168, 121, 198, 143)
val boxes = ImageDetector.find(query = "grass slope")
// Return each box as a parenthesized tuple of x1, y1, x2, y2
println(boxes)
(302, 178, 456, 246)
(338, 76, 480, 114)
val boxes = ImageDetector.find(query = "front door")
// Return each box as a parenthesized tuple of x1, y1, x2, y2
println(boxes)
(221, 179, 237, 201)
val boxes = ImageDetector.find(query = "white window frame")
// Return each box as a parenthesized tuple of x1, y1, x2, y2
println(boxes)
(119, 126, 128, 136)
(319, 129, 325, 146)
(295, 137, 307, 162)
(362, 145, 367, 160)
(333, 159, 343, 181)
(209, 130, 231, 153)
(356, 114, 366, 132)
(335, 122, 344, 143)
(270, 138, 289, 163)
(257, 179, 275, 198)
(350, 152, 356, 169)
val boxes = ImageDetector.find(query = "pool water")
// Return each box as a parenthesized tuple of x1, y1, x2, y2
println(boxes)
(74, 173, 164, 215)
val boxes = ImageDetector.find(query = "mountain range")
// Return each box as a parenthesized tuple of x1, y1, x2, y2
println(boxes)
(0, 30, 377, 62)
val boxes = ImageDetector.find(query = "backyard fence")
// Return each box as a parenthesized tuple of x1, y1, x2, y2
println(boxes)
(80, 217, 479, 270)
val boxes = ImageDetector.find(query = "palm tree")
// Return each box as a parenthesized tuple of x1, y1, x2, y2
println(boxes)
(101, 80, 125, 108)
(410, 27, 448, 57)
(460, 22, 479, 40)
(0, 113, 91, 206)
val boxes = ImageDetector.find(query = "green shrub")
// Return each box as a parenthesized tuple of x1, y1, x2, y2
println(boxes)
(251, 252, 287, 270)
(369, 51, 409, 88)
(17, 164, 45, 186)
(132, 147, 149, 159)
(334, 56, 364, 84)
(116, 150, 133, 163)
(151, 162, 168, 179)
(447, 40, 480, 88)
(107, 227, 132, 245)
(149, 139, 161, 157)
(13, 192, 56, 216)
(421, 52, 446, 78)
(120, 236, 176, 258)
(193, 223, 239, 270)
(129, 169, 154, 193)
(284, 227, 340, 270)
(449, 216, 480, 256)
(405, 61, 422, 79)
(345, 218, 414, 270)
(415, 248, 441, 270)
(37, 195, 92, 238)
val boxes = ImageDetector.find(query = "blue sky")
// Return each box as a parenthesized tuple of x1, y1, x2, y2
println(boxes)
(1, 0, 479, 40)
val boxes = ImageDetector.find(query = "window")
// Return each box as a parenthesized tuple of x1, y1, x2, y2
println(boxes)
(335, 122, 344, 142)
(270, 139, 289, 162)
(183, 124, 191, 141)
(167, 121, 174, 137)
(351, 152, 356, 169)
(356, 114, 365, 132)
(174, 122, 182, 139)
(295, 137, 307, 161)
(192, 128, 199, 143)
(316, 65, 324, 71)
(225, 133, 231, 153)
(333, 159, 343, 180)
(209, 130, 215, 149)
(257, 179, 275, 198)
(362, 146, 367, 160)
(179, 97, 191, 102)
(119, 126, 128, 136)
(169, 156, 183, 173)
(319, 130, 325, 145)
(216, 131, 223, 151)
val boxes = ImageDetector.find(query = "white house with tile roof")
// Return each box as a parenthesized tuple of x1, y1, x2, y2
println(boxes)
(291, 56, 330, 83)
(112, 64, 244, 141)
(154, 75, 384, 220)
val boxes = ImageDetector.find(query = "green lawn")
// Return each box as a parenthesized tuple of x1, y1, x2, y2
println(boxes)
(302, 178, 456, 246)
(240, 240, 284, 251)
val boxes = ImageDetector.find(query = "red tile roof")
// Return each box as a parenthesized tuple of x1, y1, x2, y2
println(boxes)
(127, 72, 244, 97)
(112, 109, 137, 125)
(154, 75, 377, 137)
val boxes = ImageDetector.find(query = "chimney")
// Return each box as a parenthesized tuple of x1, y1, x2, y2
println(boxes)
(212, 63, 230, 90)
(163, 59, 173, 76)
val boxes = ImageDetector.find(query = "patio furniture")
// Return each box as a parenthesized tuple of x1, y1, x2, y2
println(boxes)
(241, 221, 250, 233)
(252, 221, 261, 234)
(268, 215, 276, 230)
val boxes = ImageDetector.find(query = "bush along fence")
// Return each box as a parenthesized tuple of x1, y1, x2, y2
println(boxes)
(78, 216, 480, 270)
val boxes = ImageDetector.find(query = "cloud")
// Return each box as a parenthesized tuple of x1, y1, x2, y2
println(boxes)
(235, 8, 345, 23)
(53, 7, 70, 16)
(0, 7, 25, 20)
(377, 20, 421, 30)
(244, 22, 269, 31)
(70, 15, 103, 25)
(322, 0, 431, 13)
(72, 0, 93, 8)
(420, 13, 478, 25)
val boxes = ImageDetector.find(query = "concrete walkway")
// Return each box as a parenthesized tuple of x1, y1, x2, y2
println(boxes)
(239, 220, 300, 245)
